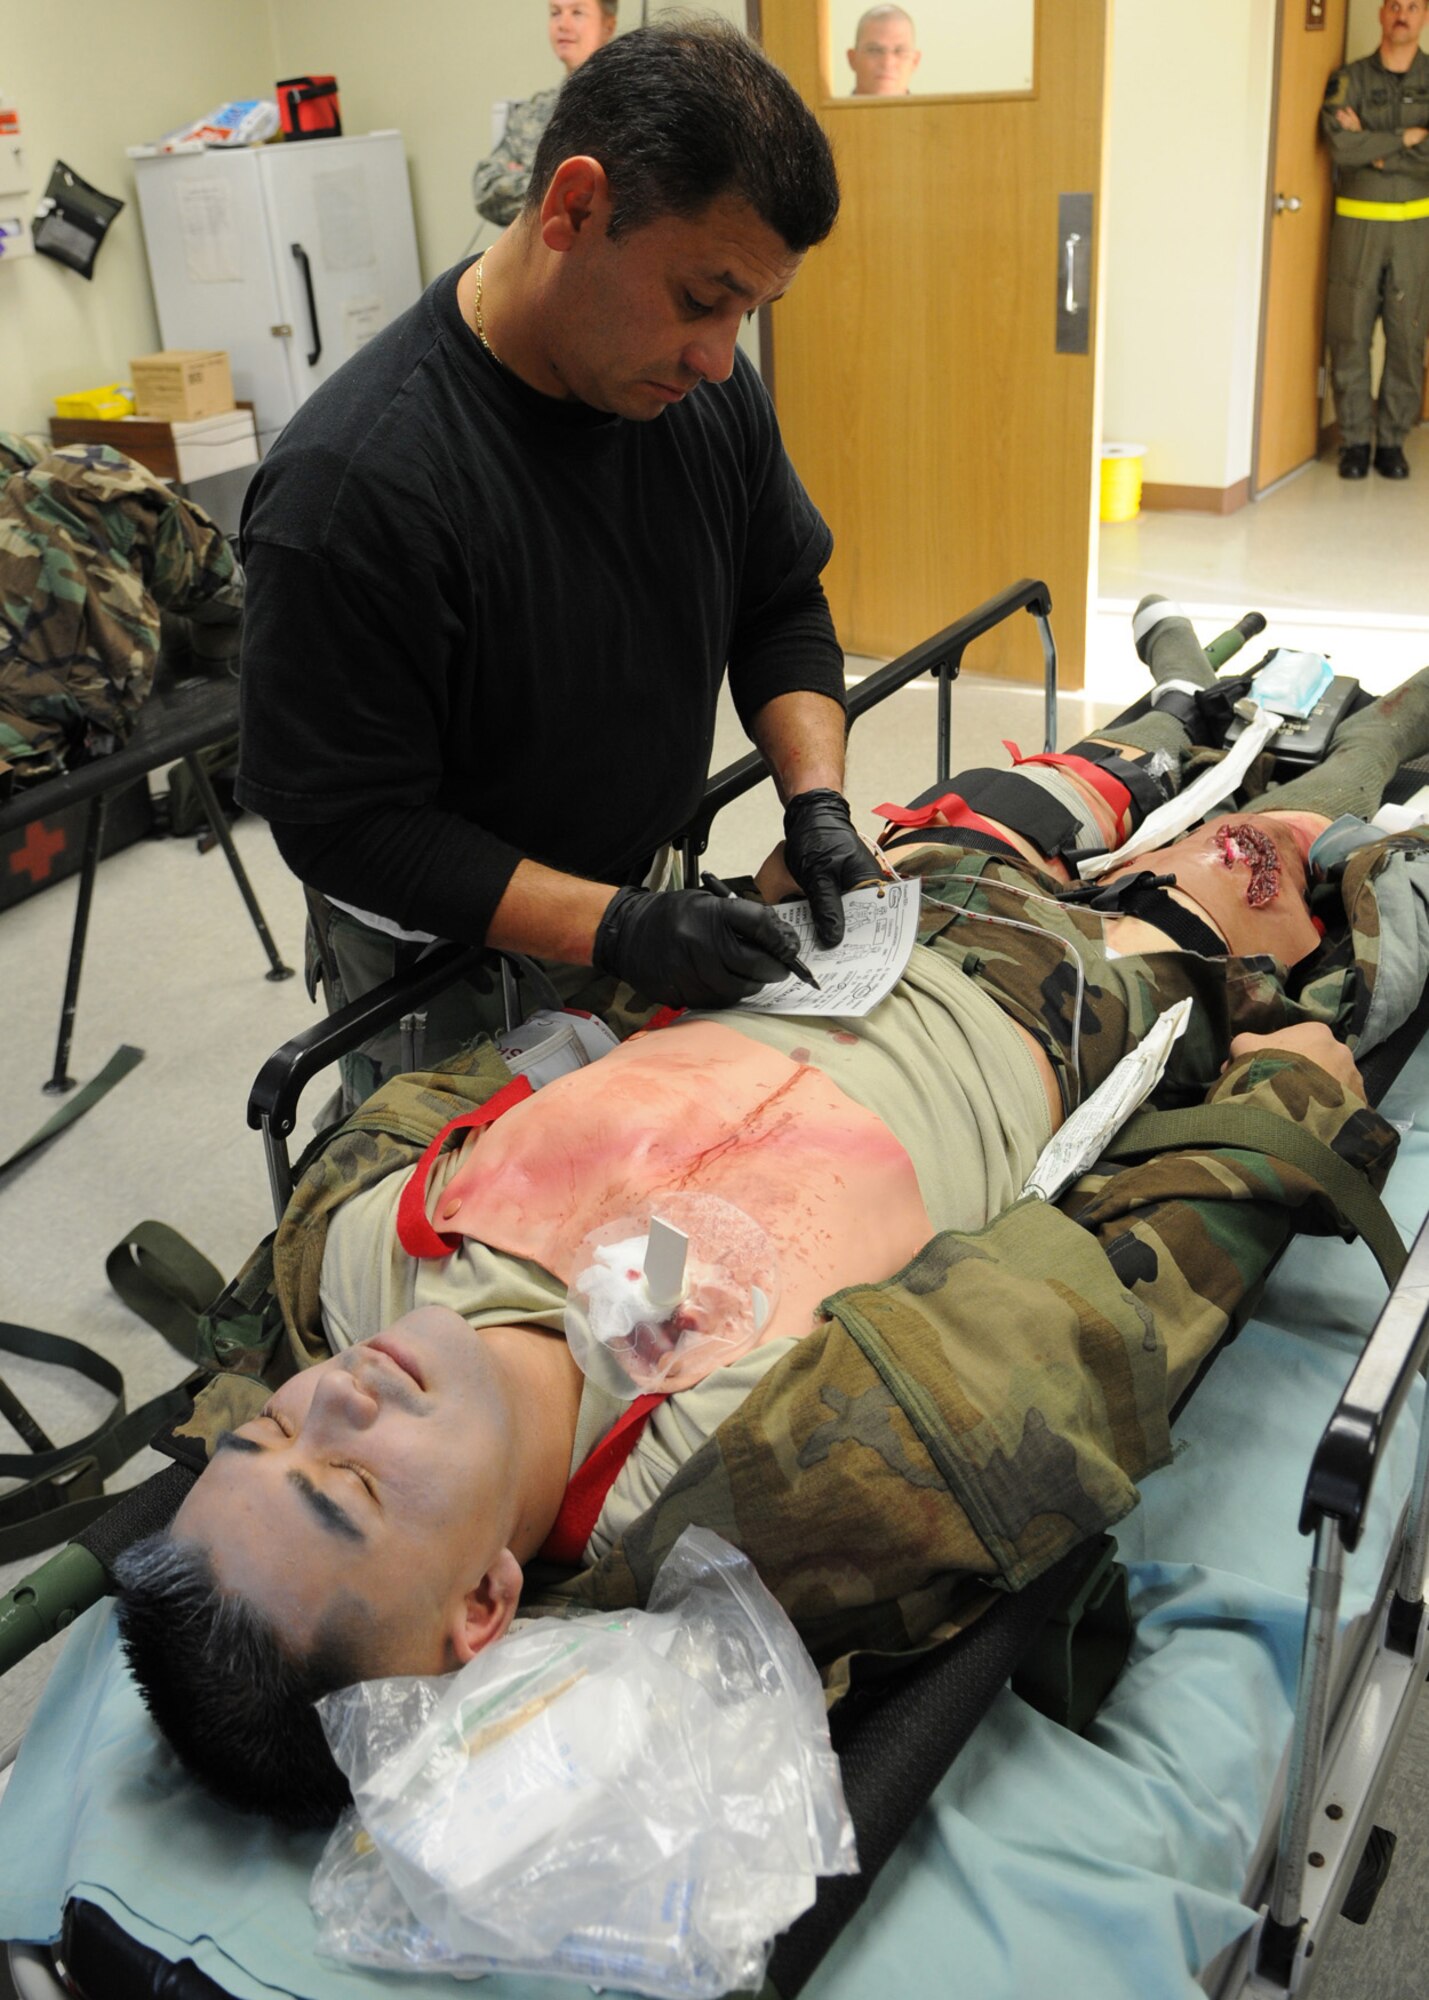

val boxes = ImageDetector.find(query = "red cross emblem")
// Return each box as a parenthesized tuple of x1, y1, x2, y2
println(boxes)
(8, 819, 67, 884)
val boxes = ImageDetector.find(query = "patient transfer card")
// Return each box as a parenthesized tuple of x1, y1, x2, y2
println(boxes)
(739, 878, 921, 1017)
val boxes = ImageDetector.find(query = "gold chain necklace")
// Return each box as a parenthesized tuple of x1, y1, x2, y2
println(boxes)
(472, 253, 502, 365)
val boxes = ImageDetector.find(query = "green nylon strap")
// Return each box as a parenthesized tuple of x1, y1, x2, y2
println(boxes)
(0, 1319, 202, 1565)
(0, 1223, 222, 1563)
(104, 1220, 225, 1362)
(1102, 1106, 1407, 1288)
(0, 1044, 144, 1177)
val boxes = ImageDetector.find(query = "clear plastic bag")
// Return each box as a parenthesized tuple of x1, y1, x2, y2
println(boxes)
(312, 1527, 856, 1996)
(565, 1192, 780, 1399)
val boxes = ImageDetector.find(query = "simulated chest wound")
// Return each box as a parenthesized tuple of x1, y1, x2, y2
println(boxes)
(1214, 823, 1282, 908)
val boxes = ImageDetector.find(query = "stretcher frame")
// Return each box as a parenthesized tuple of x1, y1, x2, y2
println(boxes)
(5, 576, 1429, 1999)
(1210, 1197, 1429, 1997)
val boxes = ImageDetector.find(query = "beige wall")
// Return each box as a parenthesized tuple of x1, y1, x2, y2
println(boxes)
(0, 0, 276, 435)
(1101, 0, 1277, 495)
(1347, 0, 1379, 52)
(1, 0, 753, 437)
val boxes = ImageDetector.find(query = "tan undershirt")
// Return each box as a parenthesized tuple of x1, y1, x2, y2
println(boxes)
(702, 937, 1054, 1234)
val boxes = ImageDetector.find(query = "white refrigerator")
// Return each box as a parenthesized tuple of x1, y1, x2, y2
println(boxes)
(133, 132, 422, 451)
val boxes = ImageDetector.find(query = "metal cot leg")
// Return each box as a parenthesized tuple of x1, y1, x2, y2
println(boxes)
(179, 752, 293, 982)
(1036, 611, 1060, 753)
(44, 794, 107, 1095)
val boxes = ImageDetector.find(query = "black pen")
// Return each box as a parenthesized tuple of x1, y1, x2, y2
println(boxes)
(700, 871, 822, 990)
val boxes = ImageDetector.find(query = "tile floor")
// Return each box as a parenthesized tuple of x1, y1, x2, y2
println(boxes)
(1093, 422, 1429, 705)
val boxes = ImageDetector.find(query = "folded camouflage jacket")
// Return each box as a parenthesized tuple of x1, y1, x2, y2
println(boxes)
(190, 858, 1400, 1701)
(0, 430, 241, 789)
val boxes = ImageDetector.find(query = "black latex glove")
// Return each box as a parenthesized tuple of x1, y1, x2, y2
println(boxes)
(783, 788, 881, 947)
(593, 886, 804, 1010)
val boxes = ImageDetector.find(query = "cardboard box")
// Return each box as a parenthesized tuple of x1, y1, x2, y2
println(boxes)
(129, 350, 234, 422)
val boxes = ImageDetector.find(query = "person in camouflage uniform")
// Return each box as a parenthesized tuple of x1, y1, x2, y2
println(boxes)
(470, 0, 618, 227)
(1321, 0, 1429, 480)
(0, 431, 241, 796)
(112, 603, 1429, 1825)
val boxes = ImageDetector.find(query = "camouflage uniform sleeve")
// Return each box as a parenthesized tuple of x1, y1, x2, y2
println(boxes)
(1060, 1049, 1399, 1401)
(470, 90, 556, 225)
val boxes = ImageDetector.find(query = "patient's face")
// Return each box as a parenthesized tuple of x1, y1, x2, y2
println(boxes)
(173, 1309, 521, 1673)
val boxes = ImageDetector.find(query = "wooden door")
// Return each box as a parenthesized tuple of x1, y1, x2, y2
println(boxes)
(758, 1, 1107, 686)
(1254, 0, 1348, 490)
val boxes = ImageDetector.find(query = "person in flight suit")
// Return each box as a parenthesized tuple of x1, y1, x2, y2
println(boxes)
(471, 0, 618, 228)
(1322, 0, 1429, 480)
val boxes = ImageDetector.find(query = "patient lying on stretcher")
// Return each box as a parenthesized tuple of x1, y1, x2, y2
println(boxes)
(114, 625, 1429, 1827)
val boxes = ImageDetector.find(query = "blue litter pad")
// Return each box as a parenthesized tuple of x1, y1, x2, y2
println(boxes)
(2, 1048, 1426, 2000)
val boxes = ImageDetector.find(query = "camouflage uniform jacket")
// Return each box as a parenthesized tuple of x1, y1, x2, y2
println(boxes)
(0, 431, 241, 790)
(470, 88, 558, 226)
(190, 851, 1402, 1701)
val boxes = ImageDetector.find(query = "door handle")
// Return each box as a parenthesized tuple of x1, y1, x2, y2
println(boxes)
(291, 242, 322, 366)
(1064, 231, 1082, 314)
(1056, 194, 1093, 355)
(1274, 192, 1303, 214)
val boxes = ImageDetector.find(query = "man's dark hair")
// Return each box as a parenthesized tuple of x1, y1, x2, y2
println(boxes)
(113, 1532, 367, 1828)
(527, 16, 839, 250)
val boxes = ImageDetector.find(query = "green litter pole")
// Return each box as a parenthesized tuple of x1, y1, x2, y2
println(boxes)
(1205, 610, 1267, 672)
(0, 1545, 107, 1676)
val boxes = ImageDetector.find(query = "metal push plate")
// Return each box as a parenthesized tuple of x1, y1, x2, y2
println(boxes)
(1056, 192, 1094, 355)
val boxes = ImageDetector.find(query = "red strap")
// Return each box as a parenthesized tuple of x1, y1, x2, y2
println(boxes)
(1002, 741, 1132, 825)
(394, 1075, 535, 1259)
(875, 793, 1012, 845)
(538, 1391, 666, 1563)
(877, 791, 959, 829)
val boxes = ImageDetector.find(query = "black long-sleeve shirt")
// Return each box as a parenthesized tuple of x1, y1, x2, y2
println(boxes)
(236, 259, 844, 943)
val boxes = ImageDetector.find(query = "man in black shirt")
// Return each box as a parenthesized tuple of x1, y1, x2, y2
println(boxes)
(237, 21, 869, 1079)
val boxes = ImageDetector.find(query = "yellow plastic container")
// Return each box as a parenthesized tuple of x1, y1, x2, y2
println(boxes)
(53, 383, 135, 421)
(1099, 443, 1145, 524)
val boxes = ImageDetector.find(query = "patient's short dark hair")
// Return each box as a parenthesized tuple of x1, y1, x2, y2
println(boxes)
(113, 1532, 367, 1828)
(527, 17, 840, 250)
